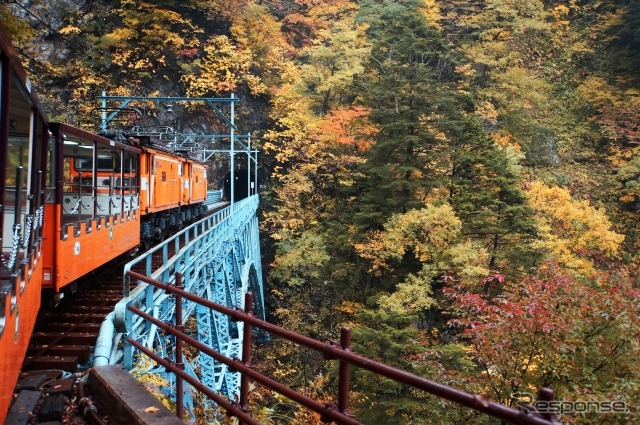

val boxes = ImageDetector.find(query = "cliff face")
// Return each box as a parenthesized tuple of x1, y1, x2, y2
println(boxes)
(7, 0, 105, 117)
(9, 0, 91, 46)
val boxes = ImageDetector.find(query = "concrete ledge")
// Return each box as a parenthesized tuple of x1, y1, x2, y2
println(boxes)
(87, 365, 183, 425)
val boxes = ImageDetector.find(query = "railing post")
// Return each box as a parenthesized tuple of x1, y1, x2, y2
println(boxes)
(175, 273, 185, 420)
(338, 327, 352, 415)
(239, 291, 254, 424)
(537, 387, 559, 423)
(12, 166, 24, 275)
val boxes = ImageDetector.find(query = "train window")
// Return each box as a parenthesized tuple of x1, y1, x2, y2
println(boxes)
(61, 134, 95, 222)
(45, 131, 55, 204)
(58, 130, 142, 222)
(2, 75, 34, 256)
(2, 88, 36, 280)
(73, 152, 121, 172)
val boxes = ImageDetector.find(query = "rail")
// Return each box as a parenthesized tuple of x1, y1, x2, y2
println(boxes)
(126, 270, 561, 425)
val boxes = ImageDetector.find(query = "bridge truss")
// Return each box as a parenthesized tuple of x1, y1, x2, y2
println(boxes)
(99, 196, 264, 412)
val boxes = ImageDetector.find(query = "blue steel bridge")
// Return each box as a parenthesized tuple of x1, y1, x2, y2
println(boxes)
(91, 93, 266, 413)
(92, 193, 264, 414)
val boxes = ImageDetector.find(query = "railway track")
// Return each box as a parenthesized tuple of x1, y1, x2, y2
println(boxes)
(21, 204, 227, 376)
(24, 240, 182, 374)
(24, 267, 130, 374)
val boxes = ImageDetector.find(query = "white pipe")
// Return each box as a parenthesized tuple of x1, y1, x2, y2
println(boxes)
(94, 312, 116, 366)
(109, 332, 123, 364)
(97, 287, 176, 367)
(110, 348, 124, 365)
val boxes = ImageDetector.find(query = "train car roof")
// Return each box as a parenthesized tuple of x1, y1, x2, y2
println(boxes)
(136, 140, 207, 165)
(0, 22, 48, 123)
(50, 122, 142, 154)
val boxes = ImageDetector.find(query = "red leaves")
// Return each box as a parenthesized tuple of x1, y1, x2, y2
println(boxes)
(444, 262, 640, 409)
(178, 48, 198, 58)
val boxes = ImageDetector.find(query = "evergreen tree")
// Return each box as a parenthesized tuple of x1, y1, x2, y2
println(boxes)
(447, 116, 537, 271)
(352, 0, 535, 271)
(352, 1, 459, 229)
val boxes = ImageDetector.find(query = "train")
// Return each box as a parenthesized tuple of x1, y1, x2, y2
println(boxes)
(0, 24, 209, 421)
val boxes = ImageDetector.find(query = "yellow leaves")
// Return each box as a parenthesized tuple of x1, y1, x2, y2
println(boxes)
(335, 301, 364, 315)
(354, 231, 388, 274)
(417, 0, 443, 31)
(144, 406, 161, 414)
(550, 5, 571, 30)
(182, 34, 266, 96)
(491, 67, 553, 113)
(97, 2, 203, 82)
(356, 203, 491, 314)
(355, 202, 463, 272)
(131, 358, 174, 412)
(132, 59, 152, 70)
(101, 28, 137, 48)
(378, 272, 438, 314)
(0, 7, 35, 42)
(59, 25, 81, 35)
(446, 241, 490, 281)
(525, 181, 625, 276)
(270, 231, 330, 286)
(297, 13, 370, 114)
(476, 101, 499, 124)
(577, 76, 617, 109)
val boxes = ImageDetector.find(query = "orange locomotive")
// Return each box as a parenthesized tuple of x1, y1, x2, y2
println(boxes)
(137, 138, 208, 249)
(0, 25, 207, 422)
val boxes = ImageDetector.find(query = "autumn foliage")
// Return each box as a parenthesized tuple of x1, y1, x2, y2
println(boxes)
(445, 263, 640, 423)
(4, 0, 640, 423)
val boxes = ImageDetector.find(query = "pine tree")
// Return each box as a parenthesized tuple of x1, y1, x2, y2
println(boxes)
(352, 1, 459, 230)
(352, 1, 536, 271)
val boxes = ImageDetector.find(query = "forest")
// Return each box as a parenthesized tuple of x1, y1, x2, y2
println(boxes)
(2, 0, 639, 423)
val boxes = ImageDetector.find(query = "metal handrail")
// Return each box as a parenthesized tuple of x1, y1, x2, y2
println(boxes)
(126, 270, 560, 425)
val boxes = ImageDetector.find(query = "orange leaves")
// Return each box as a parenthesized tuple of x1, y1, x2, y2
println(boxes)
(281, 0, 359, 47)
(314, 107, 376, 153)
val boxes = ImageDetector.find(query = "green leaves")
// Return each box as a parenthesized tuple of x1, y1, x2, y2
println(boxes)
(270, 231, 330, 287)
